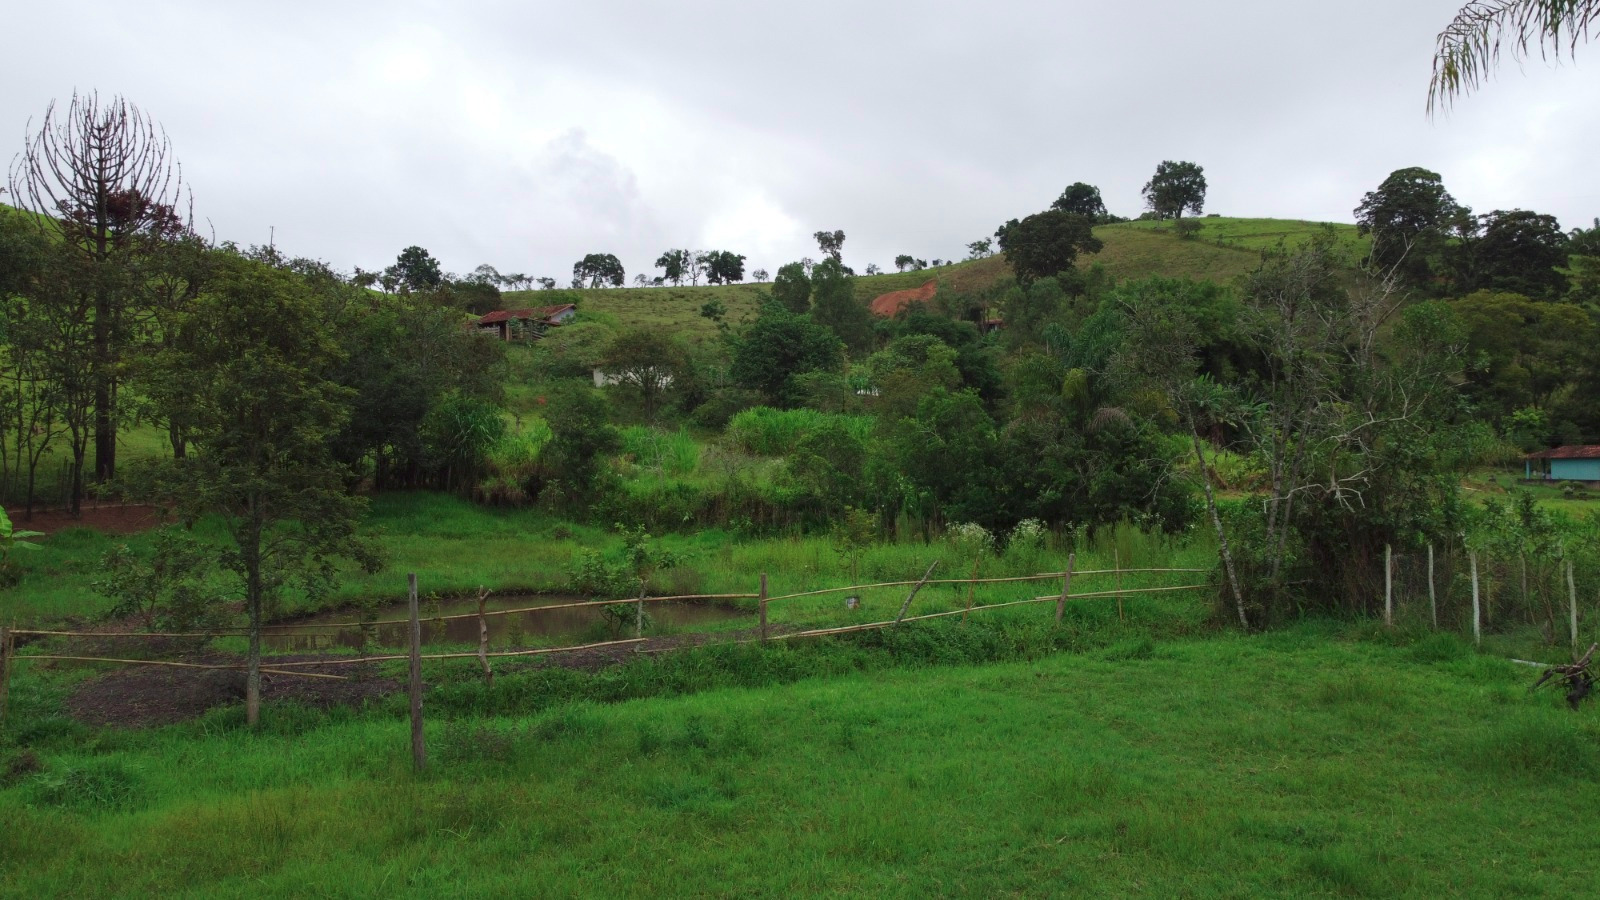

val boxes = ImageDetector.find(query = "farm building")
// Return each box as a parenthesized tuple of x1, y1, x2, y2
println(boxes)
(475, 304, 576, 341)
(1524, 446, 1600, 481)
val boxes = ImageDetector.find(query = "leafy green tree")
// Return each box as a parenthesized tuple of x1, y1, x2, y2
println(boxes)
(894, 254, 920, 272)
(1141, 161, 1207, 220)
(542, 383, 621, 509)
(1052, 182, 1108, 220)
(1429, 0, 1600, 111)
(655, 249, 690, 285)
(1471, 209, 1570, 299)
(420, 392, 506, 492)
(814, 229, 845, 263)
(966, 239, 993, 259)
(751, 268, 770, 282)
(809, 257, 875, 354)
(771, 261, 812, 314)
(1354, 167, 1465, 284)
(598, 329, 690, 421)
(703, 250, 747, 284)
(130, 253, 380, 727)
(995, 210, 1103, 285)
(878, 388, 1000, 529)
(386, 245, 444, 292)
(731, 302, 844, 406)
(1453, 290, 1595, 426)
(573, 253, 626, 288)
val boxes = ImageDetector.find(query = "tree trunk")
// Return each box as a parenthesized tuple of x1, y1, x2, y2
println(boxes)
(244, 520, 263, 728)
(1192, 429, 1248, 630)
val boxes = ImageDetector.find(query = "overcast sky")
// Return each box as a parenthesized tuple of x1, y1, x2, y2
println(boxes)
(5, 0, 1598, 282)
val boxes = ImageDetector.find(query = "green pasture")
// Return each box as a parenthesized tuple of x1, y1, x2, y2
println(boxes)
(1, 622, 1594, 897)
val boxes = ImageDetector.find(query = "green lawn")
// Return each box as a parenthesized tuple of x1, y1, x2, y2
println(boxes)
(1, 622, 1593, 896)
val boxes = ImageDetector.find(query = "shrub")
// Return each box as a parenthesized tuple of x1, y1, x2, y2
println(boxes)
(726, 407, 874, 456)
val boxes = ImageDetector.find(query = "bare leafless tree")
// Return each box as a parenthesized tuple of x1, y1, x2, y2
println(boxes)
(8, 92, 191, 503)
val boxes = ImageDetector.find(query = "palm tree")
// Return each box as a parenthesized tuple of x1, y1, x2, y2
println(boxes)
(1430, 0, 1600, 113)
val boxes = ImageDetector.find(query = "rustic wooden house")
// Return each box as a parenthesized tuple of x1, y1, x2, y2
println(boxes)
(475, 304, 577, 341)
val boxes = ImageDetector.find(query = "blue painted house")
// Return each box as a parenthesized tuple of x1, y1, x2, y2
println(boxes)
(1525, 446, 1600, 481)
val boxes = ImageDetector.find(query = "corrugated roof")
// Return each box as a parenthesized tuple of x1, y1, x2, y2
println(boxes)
(1525, 445, 1600, 460)
(476, 304, 575, 325)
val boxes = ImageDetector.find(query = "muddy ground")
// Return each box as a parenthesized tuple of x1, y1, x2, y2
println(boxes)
(63, 626, 786, 728)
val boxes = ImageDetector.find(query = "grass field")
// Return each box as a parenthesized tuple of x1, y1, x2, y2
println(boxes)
(1, 621, 1593, 897)
(1, 492, 1209, 627)
(497, 218, 1365, 346)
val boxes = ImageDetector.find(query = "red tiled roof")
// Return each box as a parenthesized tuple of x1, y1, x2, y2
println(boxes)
(869, 280, 937, 317)
(1525, 445, 1600, 460)
(477, 304, 575, 325)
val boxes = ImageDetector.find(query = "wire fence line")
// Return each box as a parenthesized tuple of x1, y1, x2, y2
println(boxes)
(0, 559, 1211, 732)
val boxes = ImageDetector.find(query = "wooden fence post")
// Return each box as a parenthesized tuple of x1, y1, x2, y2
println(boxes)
(407, 573, 426, 772)
(476, 586, 493, 688)
(1055, 553, 1076, 625)
(1114, 547, 1124, 623)
(1469, 552, 1481, 647)
(0, 625, 13, 732)
(759, 573, 769, 643)
(895, 561, 940, 624)
(635, 581, 646, 643)
(1384, 544, 1393, 627)
(1428, 544, 1437, 631)
(1567, 559, 1579, 651)
(963, 553, 981, 624)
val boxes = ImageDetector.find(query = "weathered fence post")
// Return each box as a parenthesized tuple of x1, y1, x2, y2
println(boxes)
(1428, 543, 1437, 630)
(476, 586, 493, 688)
(1114, 547, 1125, 623)
(407, 573, 427, 772)
(759, 573, 769, 643)
(0, 624, 13, 731)
(1567, 559, 1579, 650)
(895, 561, 940, 624)
(963, 552, 982, 624)
(1469, 552, 1482, 647)
(635, 580, 646, 643)
(1384, 544, 1393, 627)
(1055, 553, 1076, 625)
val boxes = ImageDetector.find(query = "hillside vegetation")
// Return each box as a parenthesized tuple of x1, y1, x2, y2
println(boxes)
(504, 217, 1364, 342)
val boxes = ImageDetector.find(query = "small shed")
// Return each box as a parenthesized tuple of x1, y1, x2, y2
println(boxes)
(475, 304, 577, 341)
(1525, 446, 1600, 481)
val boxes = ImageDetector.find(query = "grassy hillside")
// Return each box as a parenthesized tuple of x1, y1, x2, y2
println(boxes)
(2, 624, 1592, 896)
(505, 218, 1365, 343)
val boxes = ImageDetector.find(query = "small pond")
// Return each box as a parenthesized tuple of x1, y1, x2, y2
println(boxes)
(261, 594, 749, 652)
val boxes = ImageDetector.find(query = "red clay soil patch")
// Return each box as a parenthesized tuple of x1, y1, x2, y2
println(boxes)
(869, 279, 938, 317)
(63, 626, 791, 728)
(19, 504, 169, 536)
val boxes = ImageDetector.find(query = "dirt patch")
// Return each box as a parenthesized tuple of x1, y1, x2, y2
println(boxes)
(19, 504, 169, 536)
(869, 279, 938, 318)
(64, 626, 792, 728)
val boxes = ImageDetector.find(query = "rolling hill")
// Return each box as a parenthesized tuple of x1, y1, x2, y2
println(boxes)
(503, 218, 1366, 344)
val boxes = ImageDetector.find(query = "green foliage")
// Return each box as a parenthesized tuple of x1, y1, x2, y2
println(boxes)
(996, 209, 1103, 285)
(385, 245, 443, 292)
(620, 426, 700, 475)
(420, 393, 507, 491)
(730, 303, 844, 407)
(1051, 181, 1109, 220)
(542, 383, 622, 509)
(808, 258, 875, 354)
(771, 262, 811, 313)
(1141, 160, 1207, 219)
(1354, 166, 1463, 284)
(92, 526, 218, 630)
(726, 407, 874, 456)
(572, 253, 625, 289)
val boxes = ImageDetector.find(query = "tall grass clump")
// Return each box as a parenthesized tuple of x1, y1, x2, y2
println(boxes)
(474, 418, 552, 506)
(620, 426, 700, 475)
(726, 407, 874, 456)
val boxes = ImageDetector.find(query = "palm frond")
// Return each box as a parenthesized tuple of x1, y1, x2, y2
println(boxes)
(1429, 0, 1600, 114)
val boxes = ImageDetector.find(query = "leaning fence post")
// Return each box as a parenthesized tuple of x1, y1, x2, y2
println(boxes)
(895, 561, 940, 624)
(1428, 543, 1437, 630)
(476, 586, 493, 688)
(1567, 559, 1579, 650)
(407, 573, 427, 772)
(759, 573, 769, 643)
(1055, 553, 1076, 625)
(1469, 552, 1482, 647)
(1384, 544, 1393, 627)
